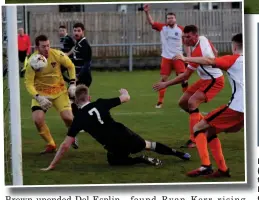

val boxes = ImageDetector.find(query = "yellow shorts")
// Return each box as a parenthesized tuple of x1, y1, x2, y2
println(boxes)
(31, 92, 71, 113)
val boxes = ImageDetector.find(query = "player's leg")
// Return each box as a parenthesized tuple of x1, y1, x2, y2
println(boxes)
(18, 50, 26, 77)
(183, 77, 224, 148)
(107, 128, 162, 166)
(186, 119, 213, 177)
(172, 59, 188, 92)
(31, 100, 56, 154)
(106, 152, 162, 166)
(72, 66, 92, 116)
(52, 92, 79, 149)
(186, 90, 207, 147)
(77, 67, 92, 88)
(206, 132, 230, 178)
(179, 80, 202, 148)
(145, 140, 191, 160)
(204, 107, 243, 178)
(178, 91, 193, 113)
(156, 57, 171, 108)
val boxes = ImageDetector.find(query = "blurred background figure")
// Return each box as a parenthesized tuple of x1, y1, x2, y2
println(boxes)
(18, 27, 31, 77)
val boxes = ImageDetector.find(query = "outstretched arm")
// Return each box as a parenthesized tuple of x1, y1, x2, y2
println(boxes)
(174, 54, 215, 65)
(41, 116, 82, 171)
(153, 69, 193, 91)
(144, 4, 154, 25)
(41, 136, 74, 171)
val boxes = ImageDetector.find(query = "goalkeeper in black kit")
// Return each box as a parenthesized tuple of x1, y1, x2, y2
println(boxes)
(41, 85, 191, 171)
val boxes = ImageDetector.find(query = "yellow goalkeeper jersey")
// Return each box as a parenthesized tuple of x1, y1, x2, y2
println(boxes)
(25, 48, 76, 99)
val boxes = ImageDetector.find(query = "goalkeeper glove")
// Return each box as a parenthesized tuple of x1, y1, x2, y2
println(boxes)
(35, 94, 52, 111)
(68, 80, 76, 98)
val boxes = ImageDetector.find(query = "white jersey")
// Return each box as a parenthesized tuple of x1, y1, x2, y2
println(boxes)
(214, 54, 244, 112)
(152, 22, 184, 59)
(187, 36, 223, 79)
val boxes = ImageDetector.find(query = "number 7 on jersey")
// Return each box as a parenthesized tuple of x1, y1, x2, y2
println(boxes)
(88, 108, 104, 124)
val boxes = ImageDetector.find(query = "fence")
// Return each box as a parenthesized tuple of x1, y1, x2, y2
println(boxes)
(27, 9, 242, 56)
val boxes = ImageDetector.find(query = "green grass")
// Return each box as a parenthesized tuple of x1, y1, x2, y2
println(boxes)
(4, 70, 245, 185)
(244, 0, 259, 13)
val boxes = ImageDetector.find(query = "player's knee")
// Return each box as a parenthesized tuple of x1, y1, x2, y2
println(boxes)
(61, 111, 73, 127)
(178, 98, 187, 110)
(188, 98, 198, 111)
(63, 116, 73, 127)
(193, 123, 200, 133)
(33, 115, 45, 129)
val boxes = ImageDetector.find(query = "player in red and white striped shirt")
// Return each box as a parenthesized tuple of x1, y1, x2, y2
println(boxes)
(174, 33, 243, 178)
(144, 4, 190, 108)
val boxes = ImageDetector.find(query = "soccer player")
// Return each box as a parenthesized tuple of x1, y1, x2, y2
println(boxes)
(153, 25, 224, 148)
(70, 22, 93, 116)
(144, 4, 190, 108)
(59, 25, 75, 83)
(173, 33, 243, 177)
(41, 85, 191, 171)
(24, 34, 78, 153)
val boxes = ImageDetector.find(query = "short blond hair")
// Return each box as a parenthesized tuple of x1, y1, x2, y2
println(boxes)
(75, 84, 89, 104)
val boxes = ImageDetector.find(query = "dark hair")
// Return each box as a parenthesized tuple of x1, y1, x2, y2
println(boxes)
(167, 12, 176, 17)
(183, 25, 198, 34)
(35, 35, 48, 46)
(59, 25, 66, 29)
(73, 23, 85, 31)
(232, 33, 242, 46)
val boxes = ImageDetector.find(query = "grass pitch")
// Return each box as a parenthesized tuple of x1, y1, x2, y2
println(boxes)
(4, 70, 245, 185)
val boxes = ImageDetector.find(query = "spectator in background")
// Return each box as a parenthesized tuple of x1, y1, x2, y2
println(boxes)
(59, 25, 75, 59)
(59, 25, 75, 83)
(18, 27, 31, 77)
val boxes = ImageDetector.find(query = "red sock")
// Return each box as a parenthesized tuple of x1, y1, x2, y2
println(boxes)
(158, 88, 166, 103)
(195, 133, 211, 166)
(189, 111, 201, 142)
(209, 137, 228, 171)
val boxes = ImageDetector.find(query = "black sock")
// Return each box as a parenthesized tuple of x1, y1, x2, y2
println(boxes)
(151, 142, 185, 157)
(189, 108, 199, 114)
(131, 156, 148, 165)
(181, 81, 188, 88)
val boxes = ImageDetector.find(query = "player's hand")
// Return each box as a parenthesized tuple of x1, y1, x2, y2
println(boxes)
(173, 54, 186, 62)
(119, 89, 130, 103)
(119, 88, 129, 96)
(153, 82, 168, 91)
(143, 4, 150, 12)
(40, 165, 55, 171)
(35, 95, 52, 110)
(68, 83, 76, 98)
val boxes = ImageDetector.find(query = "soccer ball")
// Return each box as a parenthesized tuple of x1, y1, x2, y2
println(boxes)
(30, 54, 48, 71)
